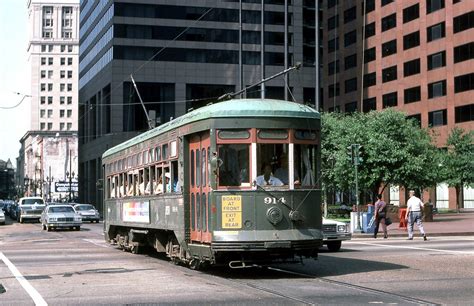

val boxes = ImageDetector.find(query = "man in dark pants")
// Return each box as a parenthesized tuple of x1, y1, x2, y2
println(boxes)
(374, 194, 388, 239)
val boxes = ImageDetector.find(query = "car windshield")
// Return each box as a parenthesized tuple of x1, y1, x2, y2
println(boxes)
(49, 206, 75, 213)
(75, 205, 94, 211)
(23, 198, 45, 205)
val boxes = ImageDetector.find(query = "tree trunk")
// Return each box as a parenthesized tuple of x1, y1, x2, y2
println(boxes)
(455, 185, 461, 213)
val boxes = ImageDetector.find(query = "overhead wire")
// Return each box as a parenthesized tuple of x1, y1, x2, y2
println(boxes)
(0, 93, 31, 110)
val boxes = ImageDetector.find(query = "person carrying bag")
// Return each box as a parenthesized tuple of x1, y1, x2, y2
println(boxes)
(374, 194, 389, 239)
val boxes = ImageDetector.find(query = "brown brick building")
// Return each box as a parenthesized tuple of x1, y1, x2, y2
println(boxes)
(321, 0, 473, 209)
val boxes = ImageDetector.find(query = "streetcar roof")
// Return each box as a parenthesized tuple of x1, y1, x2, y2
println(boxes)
(103, 98, 319, 159)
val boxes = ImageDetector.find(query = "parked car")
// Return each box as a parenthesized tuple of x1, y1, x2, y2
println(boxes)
(40, 205, 82, 231)
(0, 209, 5, 225)
(73, 204, 100, 223)
(322, 218, 352, 252)
(17, 197, 46, 223)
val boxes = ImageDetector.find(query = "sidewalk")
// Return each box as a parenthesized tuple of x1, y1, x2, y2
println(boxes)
(352, 212, 474, 238)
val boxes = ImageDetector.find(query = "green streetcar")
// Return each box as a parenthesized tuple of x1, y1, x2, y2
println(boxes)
(102, 98, 323, 269)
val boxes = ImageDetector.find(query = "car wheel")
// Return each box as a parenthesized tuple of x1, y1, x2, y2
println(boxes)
(42, 224, 46, 230)
(19, 217, 23, 224)
(46, 226, 51, 232)
(327, 241, 342, 252)
(76, 226, 80, 231)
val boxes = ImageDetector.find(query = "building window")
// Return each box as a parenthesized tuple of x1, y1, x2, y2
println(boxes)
(381, 13, 396, 32)
(47, 123, 53, 130)
(427, 22, 446, 42)
(40, 70, 46, 78)
(67, 123, 72, 130)
(328, 0, 339, 9)
(40, 109, 45, 118)
(428, 109, 447, 126)
(403, 31, 420, 50)
(40, 123, 45, 130)
(67, 58, 73, 65)
(48, 97, 53, 104)
(40, 97, 46, 104)
(328, 37, 339, 53)
(67, 84, 72, 91)
(48, 45, 53, 52)
(454, 73, 474, 93)
(363, 97, 376, 112)
(362, 0, 375, 14)
(404, 86, 421, 104)
(48, 70, 53, 78)
(47, 110, 53, 118)
(365, 22, 375, 38)
(40, 84, 46, 92)
(67, 110, 72, 118)
(328, 60, 339, 75)
(68, 45, 73, 52)
(328, 83, 340, 98)
(454, 42, 474, 63)
(364, 72, 376, 88)
(60, 123, 65, 130)
(406, 114, 422, 127)
(67, 97, 72, 104)
(403, 4, 419, 23)
(382, 39, 397, 57)
(345, 77, 357, 93)
(61, 45, 66, 52)
(427, 0, 445, 14)
(67, 71, 73, 78)
(60, 97, 65, 104)
(41, 45, 46, 52)
(455, 104, 474, 123)
(428, 80, 447, 98)
(345, 101, 357, 113)
(427, 51, 446, 70)
(382, 92, 398, 108)
(41, 57, 46, 65)
(344, 6, 357, 24)
(48, 58, 53, 65)
(404, 58, 420, 77)
(60, 58, 65, 65)
(62, 31, 72, 39)
(42, 30, 52, 38)
(344, 30, 357, 47)
(47, 84, 52, 92)
(382, 0, 394, 6)
(60, 71, 65, 78)
(60, 84, 65, 92)
(328, 15, 339, 30)
(382, 65, 397, 83)
(344, 54, 357, 70)
(453, 0, 461, 3)
(365, 47, 376, 63)
(60, 110, 65, 118)
(454, 11, 474, 33)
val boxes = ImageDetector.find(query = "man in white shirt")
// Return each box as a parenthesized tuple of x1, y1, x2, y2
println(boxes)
(256, 164, 283, 187)
(406, 190, 427, 241)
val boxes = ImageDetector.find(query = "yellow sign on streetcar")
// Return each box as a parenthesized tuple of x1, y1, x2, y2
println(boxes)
(222, 195, 242, 229)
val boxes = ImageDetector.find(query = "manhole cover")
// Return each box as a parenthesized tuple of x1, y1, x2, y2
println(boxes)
(0, 284, 6, 294)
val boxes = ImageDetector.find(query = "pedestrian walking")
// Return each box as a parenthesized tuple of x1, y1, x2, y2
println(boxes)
(406, 190, 427, 241)
(373, 194, 388, 239)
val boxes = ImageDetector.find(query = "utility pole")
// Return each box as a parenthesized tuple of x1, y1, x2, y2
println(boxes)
(348, 144, 364, 233)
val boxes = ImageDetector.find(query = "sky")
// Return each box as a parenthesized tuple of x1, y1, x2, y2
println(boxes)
(0, 0, 30, 165)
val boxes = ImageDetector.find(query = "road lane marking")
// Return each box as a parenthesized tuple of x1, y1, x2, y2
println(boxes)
(0, 252, 47, 306)
(82, 238, 111, 248)
(349, 241, 474, 255)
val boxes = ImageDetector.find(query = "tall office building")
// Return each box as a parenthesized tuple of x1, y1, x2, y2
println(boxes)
(79, 0, 320, 209)
(322, 0, 474, 209)
(19, 0, 79, 201)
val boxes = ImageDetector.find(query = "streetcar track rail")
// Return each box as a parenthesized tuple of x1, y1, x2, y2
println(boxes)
(266, 266, 439, 305)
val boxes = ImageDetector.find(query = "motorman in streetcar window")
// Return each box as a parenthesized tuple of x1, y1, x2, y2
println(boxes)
(274, 154, 300, 185)
(256, 163, 283, 187)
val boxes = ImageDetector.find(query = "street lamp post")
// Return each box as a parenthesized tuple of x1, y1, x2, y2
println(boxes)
(66, 149, 74, 202)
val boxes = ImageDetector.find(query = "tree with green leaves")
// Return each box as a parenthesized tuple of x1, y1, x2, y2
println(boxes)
(441, 127, 474, 212)
(321, 109, 439, 204)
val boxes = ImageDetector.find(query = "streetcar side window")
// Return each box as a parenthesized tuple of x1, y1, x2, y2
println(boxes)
(294, 144, 317, 188)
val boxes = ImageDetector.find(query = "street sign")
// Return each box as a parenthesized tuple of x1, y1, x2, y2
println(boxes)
(55, 181, 78, 192)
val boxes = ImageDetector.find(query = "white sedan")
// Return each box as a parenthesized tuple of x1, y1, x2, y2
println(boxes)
(322, 218, 352, 251)
(0, 209, 5, 225)
(40, 205, 82, 231)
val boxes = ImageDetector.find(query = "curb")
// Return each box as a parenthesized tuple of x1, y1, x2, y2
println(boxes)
(352, 232, 474, 239)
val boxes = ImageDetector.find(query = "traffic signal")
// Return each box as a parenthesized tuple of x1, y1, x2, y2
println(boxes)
(346, 145, 354, 164)
(357, 145, 364, 164)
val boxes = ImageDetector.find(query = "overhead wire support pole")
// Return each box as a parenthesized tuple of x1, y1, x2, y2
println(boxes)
(130, 74, 153, 130)
(218, 63, 302, 101)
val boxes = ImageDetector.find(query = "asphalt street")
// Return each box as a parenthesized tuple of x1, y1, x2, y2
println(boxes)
(1, 219, 473, 305)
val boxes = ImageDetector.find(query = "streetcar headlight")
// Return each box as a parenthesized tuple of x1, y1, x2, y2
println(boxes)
(337, 225, 347, 232)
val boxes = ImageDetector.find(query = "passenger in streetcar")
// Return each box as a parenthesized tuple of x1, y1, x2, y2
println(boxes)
(255, 163, 284, 187)
(274, 154, 300, 185)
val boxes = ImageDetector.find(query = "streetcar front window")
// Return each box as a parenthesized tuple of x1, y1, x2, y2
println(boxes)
(256, 143, 289, 188)
(218, 144, 249, 187)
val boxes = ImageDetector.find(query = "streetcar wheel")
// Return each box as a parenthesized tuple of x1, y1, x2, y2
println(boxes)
(327, 241, 342, 252)
(189, 259, 201, 270)
(131, 245, 139, 254)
